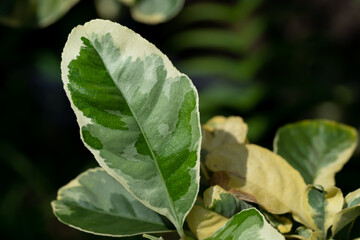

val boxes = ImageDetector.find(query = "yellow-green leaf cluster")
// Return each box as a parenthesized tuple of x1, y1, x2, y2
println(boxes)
(197, 116, 359, 239)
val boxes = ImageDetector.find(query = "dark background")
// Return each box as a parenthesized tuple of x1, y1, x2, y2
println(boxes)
(0, 0, 359, 239)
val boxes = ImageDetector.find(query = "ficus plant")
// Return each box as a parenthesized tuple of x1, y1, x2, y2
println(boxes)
(51, 19, 360, 240)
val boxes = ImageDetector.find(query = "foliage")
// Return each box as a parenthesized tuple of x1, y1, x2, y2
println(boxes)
(52, 19, 359, 240)
(0, 0, 183, 27)
(163, 0, 267, 138)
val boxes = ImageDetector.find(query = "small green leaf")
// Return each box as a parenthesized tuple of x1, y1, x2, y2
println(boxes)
(51, 168, 173, 237)
(131, 0, 184, 24)
(203, 185, 252, 218)
(332, 188, 360, 236)
(274, 119, 358, 187)
(61, 19, 201, 237)
(205, 208, 284, 240)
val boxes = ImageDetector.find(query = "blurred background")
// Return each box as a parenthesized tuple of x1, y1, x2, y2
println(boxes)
(0, 0, 359, 239)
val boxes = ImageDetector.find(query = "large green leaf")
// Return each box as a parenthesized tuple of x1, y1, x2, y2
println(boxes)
(61, 19, 201, 237)
(274, 120, 358, 186)
(332, 188, 360, 236)
(205, 208, 284, 240)
(51, 168, 173, 236)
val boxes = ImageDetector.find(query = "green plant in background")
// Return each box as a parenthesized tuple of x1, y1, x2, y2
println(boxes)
(51, 19, 359, 240)
(0, 0, 184, 27)
(163, 0, 268, 141)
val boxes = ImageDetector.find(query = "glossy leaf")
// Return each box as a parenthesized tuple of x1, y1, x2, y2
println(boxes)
(206, 208, 284, 240)
(61, 19, 201, 237)
(206, 143, 307, 216)
(274, 120, 358, 186)
(294, 185, 343, 235)
(187, 205, 229, 240)
(332, 188, 360, 236)
(203, 185, 252, 218)
(130, 0, 184, 24)
(51, 168, 173, 236)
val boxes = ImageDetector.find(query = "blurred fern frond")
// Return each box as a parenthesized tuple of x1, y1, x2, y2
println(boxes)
(164, 0, 268, 140)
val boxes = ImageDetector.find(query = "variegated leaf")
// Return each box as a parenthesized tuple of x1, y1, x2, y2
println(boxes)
(206, 143, 307, 216)
(130, 0, 184, 24)
(274, 120, 358, 187)
(186, 205, 229, 240)
(293, 185, 343, 235)
(205, 208, 284, 240)
(261, 210, 292, 234)
(51, 168, 173, 236)
(332, 188, 360, 236)
(61, 19, 201, 237)
(203, 185, 252, 218)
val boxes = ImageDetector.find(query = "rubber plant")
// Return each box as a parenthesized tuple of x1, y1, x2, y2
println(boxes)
(51, 19, 359, 240)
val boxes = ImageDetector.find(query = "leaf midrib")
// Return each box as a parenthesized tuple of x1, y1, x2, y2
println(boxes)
(84, 34, 178, 225)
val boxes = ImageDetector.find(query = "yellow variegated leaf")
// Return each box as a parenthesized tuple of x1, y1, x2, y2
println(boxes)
(261, 210, 293, 234)
(186, 205, 228, 240)
(345, 188, 360, 207)
(203, 185, 252, 218)
(274, 120, 358, 187)
(206, 143, 307, 216)
(202, 116, 248, 151)
(331, 188, 360, 236)
(324, 187, 344, 231)
(205, 208, 284, 240)
(294, 185, 343, 234)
